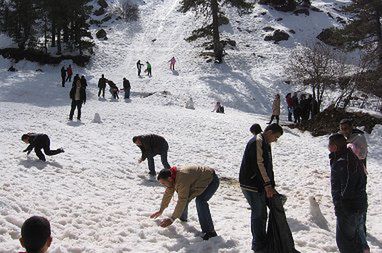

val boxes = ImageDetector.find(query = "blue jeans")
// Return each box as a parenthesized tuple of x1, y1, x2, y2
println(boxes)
(358, 211, 369, 251)
(180, 173, 220, 233)
(336, 208, 365, 253)
(124, 89, 130, 99)
(242, 189, 267, 251)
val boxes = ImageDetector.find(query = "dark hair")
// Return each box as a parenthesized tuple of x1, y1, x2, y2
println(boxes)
(132, 136, 139, 143)
(340, 118, 353, 126)
(264, 123, 283, 135)
(329, 133, 347, 150)
(21, 134, 29, 141)
(157, 169, 171, 181)
(250, 124, 262, 135)
(21, 216, 51, 253)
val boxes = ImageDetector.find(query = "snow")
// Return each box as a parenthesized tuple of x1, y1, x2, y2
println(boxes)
(0, 0, 381, 252)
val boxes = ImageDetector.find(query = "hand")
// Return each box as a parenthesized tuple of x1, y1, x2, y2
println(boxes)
(265, 186, 276, 198)
(150, 211, 162, 219)
(160, 218, 173, 228)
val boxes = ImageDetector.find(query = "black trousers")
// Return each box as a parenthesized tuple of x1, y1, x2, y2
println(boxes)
(98, 87, 105, 97)
(34, 135, 62, 161)
(69, 100, 82, 120)
(66, 75, 72, 82)
(61, 75, 66, 87)
(269, 115, 279, 125)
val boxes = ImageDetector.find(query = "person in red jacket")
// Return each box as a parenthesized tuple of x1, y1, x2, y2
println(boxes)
(66, 64, 73, 82)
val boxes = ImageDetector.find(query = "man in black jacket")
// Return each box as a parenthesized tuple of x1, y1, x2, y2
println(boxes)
(239, 123, 283, 253)
(133, 134, 171, 176)
(123, 78, 131, 99)
(69, 79, 86, 121)
(98, 74, 107, 98)
(21, 133, 64, 161)
(328, 133, 367, 253)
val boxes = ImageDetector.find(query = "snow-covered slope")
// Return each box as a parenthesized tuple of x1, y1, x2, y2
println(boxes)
(0, 0, 381, 252)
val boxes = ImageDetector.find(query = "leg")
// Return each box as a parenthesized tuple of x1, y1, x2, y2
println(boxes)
(34, 148, 46, 161)
(98, 88, 101, 97)
(195, 174, 220, 233)
(242, 190, 267, 251)
(76, 101, 82, 120)
(358, 211, 369, 252)
(160, 151, 171, 169)
(42, 137, 62, 156)
(69, 100, 76, 120)
(269, 115, 274, 124)
(102, 87, 105, 98)
(147, 156, 155, 175)
(276, 115, 279, 125)
(336, 208, 363, 253)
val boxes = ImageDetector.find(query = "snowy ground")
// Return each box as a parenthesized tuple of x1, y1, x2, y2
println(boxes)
(0, 0, 381, 252)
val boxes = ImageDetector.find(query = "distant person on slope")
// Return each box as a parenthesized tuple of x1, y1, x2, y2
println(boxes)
(268, 94, 280, 125)
(146, 61, 152, 77)
(150, 165, 219, 240)
(98, 74, 107, 98)
(292, 93, 301, 124)
(19, 216, 53, 253)
(80, 75, 87, 89)
(60, 66, 66, 87)
(137, 60, 144, 77)
(285, 93, 294, 122)
(212, 102, 224, 113)
(108, 80, 119, 99)
(72, 74, 80, 87)
(133, 134, 171, 176)
(169, 57, 176, 70)
(69, 79, 86, 120)
(123, 78, 131, 99)
(66, 65, 73, 82)
(21, 133, 64, 162)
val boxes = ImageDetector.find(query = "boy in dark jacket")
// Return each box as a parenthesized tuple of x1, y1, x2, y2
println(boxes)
(60, 66, 66, 87)
(133, 134, 171, 176)
(98, 74, 107, 98)
(69, 80, 86, 120)
(239, 123, 283, 252)
(328, 133, 368, 253)
(22, 133, 64, 161)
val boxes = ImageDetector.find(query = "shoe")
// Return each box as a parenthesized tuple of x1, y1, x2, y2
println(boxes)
(59, 148, 65, 153)
(179, 218, 188, 222)
(201, 231, 217, 240)
(148, 172, 156, 177)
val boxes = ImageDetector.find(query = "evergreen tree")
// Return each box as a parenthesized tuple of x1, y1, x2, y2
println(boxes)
(180, 0, 253, 63)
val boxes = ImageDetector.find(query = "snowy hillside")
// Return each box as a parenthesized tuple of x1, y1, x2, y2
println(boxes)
(0, 0, 381, 252)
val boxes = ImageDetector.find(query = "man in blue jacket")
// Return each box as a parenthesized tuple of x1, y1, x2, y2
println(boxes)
(239, 123, 283, 252)
(328, 133, 367, 253)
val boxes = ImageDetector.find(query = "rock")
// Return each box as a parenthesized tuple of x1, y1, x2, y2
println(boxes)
(317, 28, 343, 47)
(237, 27, 243, 32)
(245, 44, 250, 47)
(264, 29, 289, 43)
(293, 8, 310, 16)
(101, 15, 112, 23)
(289, 29, 296, 34)
(222, 39, 236, 47)
(97, 0, 108, 9)
(96, 29, 107, 40)
(336, 16, 346, 25)
(185, 98, 195, 110)
(263, 26, 275, 32)
(94, 7, 105, 16)
(36, 69, 43, 72)
(327, 12, 334, 19)
(276, 17, 283, 21)
(310, 6, 322, 12)
(261, 11, 267, 15)
(206, 59, 213, 63)
(152, 38, 157, 43)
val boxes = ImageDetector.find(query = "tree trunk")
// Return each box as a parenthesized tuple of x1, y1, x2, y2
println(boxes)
(375, 8, 382, 68)
(51, 20, 56, 47)
(211, 0, 223, 63)
(57, 28, 62, 55)
(63, 25, 69, 43)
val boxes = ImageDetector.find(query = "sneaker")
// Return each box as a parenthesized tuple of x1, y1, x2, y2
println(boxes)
(59, 148, 65, 153)
(201, 231, 217, 240)
(148, 172, 156, 177)
(179, 218, 188, 222)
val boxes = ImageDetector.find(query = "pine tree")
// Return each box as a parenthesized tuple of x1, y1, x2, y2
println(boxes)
(342, 0, 382, 68)
(180, 0, 253, 63)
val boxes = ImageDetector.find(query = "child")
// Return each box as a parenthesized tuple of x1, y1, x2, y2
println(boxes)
(22, 133, 64, 161)
(19, 216, 52, 253)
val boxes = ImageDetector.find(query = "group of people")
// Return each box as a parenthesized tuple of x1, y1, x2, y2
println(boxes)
(97, 74, 131, 100)
(19, 115, 370, 253)
(60, 65, 73, 87)
(136, 57, 177, 77)
(286, 92, 319, 123)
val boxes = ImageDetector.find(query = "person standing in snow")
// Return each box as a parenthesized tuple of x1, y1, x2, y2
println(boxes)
(72, 74, 80, 87)
(19, 216, 52, 253)
(21, 133, 64, 162)
(80, 75, 87, 89)
(285, 93, 294, 122)
(212, 102, 224, 113)
(169, 57, 176, 70)
(136, 60, 144, 77)
(108, 80, 119, 99)
(146, 61, 152, 77)
(69, 79, 86, 120)
(132, 134, 171, 176)
(268, 94, 280, 125)
(66, 64, 73, 82)
(150, 165, 219, 240)
(292, 93, 301, 124)
(98, 74, 107, 98)
(328, 133, 368, 253)
(239, 123, 283, 252)
(60, 66, 66, 87)
(123, 78, 131, 99)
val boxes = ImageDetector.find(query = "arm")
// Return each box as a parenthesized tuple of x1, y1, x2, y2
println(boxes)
(256, 137, 271, 186)
(170, 183, 190, 220)
(159, 187, 175, 212)
(138, 146, 147, 161)
(330, 162, 343, 210)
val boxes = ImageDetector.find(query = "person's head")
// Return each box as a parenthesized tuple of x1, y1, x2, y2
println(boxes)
(263, 123, 283, 143)
(339, 118, 353, 138)
(275, 94, 280, 99)
(101, 74, 104, 78)
(300, 94, 305, 100)
(132, 136, 142, 146)
(123, 77, 126, 80)
(286, 93, 291, 98)
(21, 134, 30, 144)
(328, 133, 347, 153)
(250, 124, 262, 136)
(20, 216, 52, 253)
(81, 75, 85, 79)
(216, 101, 221, 106)
(157, 169, 174, 187)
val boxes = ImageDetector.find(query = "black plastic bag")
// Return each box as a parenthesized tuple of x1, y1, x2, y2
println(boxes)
(266, 194, 301, 253)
